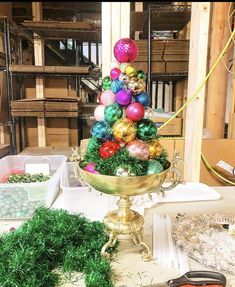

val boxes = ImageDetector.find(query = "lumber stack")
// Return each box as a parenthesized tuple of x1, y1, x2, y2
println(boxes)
(0, 144, 10, 158)
(135, 40, 189, 74)
(10, 98, 83, 118)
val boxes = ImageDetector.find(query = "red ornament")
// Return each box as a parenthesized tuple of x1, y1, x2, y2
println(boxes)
(97, 92, 103, 104)
(99, 141, 121, 159)
(126, 102, 145, 122)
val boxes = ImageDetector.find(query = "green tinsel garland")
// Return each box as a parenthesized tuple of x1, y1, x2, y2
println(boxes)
(82, 137, 169, 176)
(0, 207, 118, 287)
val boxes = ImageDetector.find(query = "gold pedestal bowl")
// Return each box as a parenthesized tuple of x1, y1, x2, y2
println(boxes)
(79, 162, 179, 261)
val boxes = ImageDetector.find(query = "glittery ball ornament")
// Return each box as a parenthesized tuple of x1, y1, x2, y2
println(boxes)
(99, 141, 121, 159)
(125, 64, 137, 78)
(116, 166, 133, 176)
(94, 104, 105, 121)
(135, 92, 150, 107)
(128, 77, 145, 95)
(137, 119, 157, 141)
(84, 162, 99, 174)
(137, 70, 147, 81)
(119, 63, 130, 73)
(115, 89, 132, 106)
(148, 139, 163, 159)
(126, 102, 145, 122)
(100, 90, 115, 106)
(147, 160, 163, 175)
(119, 73, 130, 85)
(102, 76, 112, 90)
(104, 103, 123, 125)
(110, 67, 121, 80)
(113, 118, 136, 143)
(91, 121, 112, 140)
(110, 79, 123, 94)
(114, 38, 138, 63)
(126, 139, 149, 160)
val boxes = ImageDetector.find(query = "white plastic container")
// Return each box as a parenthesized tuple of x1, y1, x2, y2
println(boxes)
(60, 162, 115, 221)
(0, 155, 67, 218)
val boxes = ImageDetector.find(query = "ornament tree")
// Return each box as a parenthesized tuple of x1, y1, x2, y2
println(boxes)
(81, 38, 169, 176)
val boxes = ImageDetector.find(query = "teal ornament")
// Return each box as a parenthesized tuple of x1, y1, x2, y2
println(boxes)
(110, 79, 123, 94)
(102, 76, 112, 90)
(147, 160, 163, 175)
(137, 70, 147, 81)
(104, 103, 123, 125)
(137, 119, 157, 141)
(91, 121, 112, 140)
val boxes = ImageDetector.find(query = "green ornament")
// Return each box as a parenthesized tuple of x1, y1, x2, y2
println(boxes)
(87, 137, 101, 152)
(102, 76, 112, 90)
(104, 103, 123, 125)
(137, 70, 147, 81)
(137, 119, 157, 141)
(147, 160, 163, 175)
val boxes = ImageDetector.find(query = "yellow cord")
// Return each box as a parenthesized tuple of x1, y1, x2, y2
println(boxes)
(158, 28, 235, 131)
(201, 153, 235, 186)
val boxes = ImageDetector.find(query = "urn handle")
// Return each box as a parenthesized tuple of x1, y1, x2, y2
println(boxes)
(158, 151, 184, 196)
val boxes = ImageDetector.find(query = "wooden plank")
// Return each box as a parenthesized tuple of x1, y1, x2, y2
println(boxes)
(22, 20, 94, 30)
(134, 61, 188, 73)
(227, 17, 235, 138)
(205, 2, 231, 138)
(32, 2, 46, 147)
(101, 2, 112, 77)
(102, 2, 130, 77)
(9, 65, 91, 74)
(184, 2, 211, 182)
(157, 82, 163, 109)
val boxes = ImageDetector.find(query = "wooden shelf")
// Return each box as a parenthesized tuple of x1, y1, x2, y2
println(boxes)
(10, 98, 83, 118)
(130, 5, 191, 37)
(9, 65, 92, 75)
(21, 20, 101, 41)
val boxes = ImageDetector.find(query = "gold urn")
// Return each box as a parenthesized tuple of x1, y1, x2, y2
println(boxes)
(78, 162, 177, 261)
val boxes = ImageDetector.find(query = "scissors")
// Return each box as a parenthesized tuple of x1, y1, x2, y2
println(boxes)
(144, 271, 226, 287)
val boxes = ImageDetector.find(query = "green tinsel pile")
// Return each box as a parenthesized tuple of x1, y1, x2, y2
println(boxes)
(81, 137, 169, 176)
(0, 207, 118, 287)
(7, 173, 50, 183)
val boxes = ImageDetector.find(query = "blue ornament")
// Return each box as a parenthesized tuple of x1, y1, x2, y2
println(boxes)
(135, 92, 150, 107)
(110, 79, 123, 94)
(91, 121, 112, 140)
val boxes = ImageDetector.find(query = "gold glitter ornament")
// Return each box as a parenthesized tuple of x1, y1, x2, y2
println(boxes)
(112, 118, 137, 143)
(128, 77, 145, 95)
(148, 139, 163, 158)
(125, 64, 137, 78)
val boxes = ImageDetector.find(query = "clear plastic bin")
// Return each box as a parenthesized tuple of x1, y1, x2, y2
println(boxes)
(0, 155, 67, 219)
(60, 162, 115, 221)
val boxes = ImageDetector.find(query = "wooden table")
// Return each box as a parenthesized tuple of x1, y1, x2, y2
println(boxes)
(1, 186, 235, 287)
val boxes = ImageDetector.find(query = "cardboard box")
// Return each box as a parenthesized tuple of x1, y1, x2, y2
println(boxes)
(150, 117, 182, 136)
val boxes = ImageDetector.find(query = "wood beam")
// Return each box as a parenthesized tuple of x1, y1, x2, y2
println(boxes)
(228, 24, 235, 138)
(205, 2, 231, 138)
(101, 2, 130, 77)
(32, 2, 46, 147)
(184, 2, 211, 182)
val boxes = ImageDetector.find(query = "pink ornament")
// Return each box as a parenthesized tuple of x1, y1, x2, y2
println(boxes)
(114, 38, 139, 63)
(110, 67, 121, 80)
(84, 163, 99, 174)
(94, 105, 105, 121)
(115, 89, 132, 106)
(126, 102, 145, 122)
(100, 90, 116, 106)
(126, 139, 149, 160)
